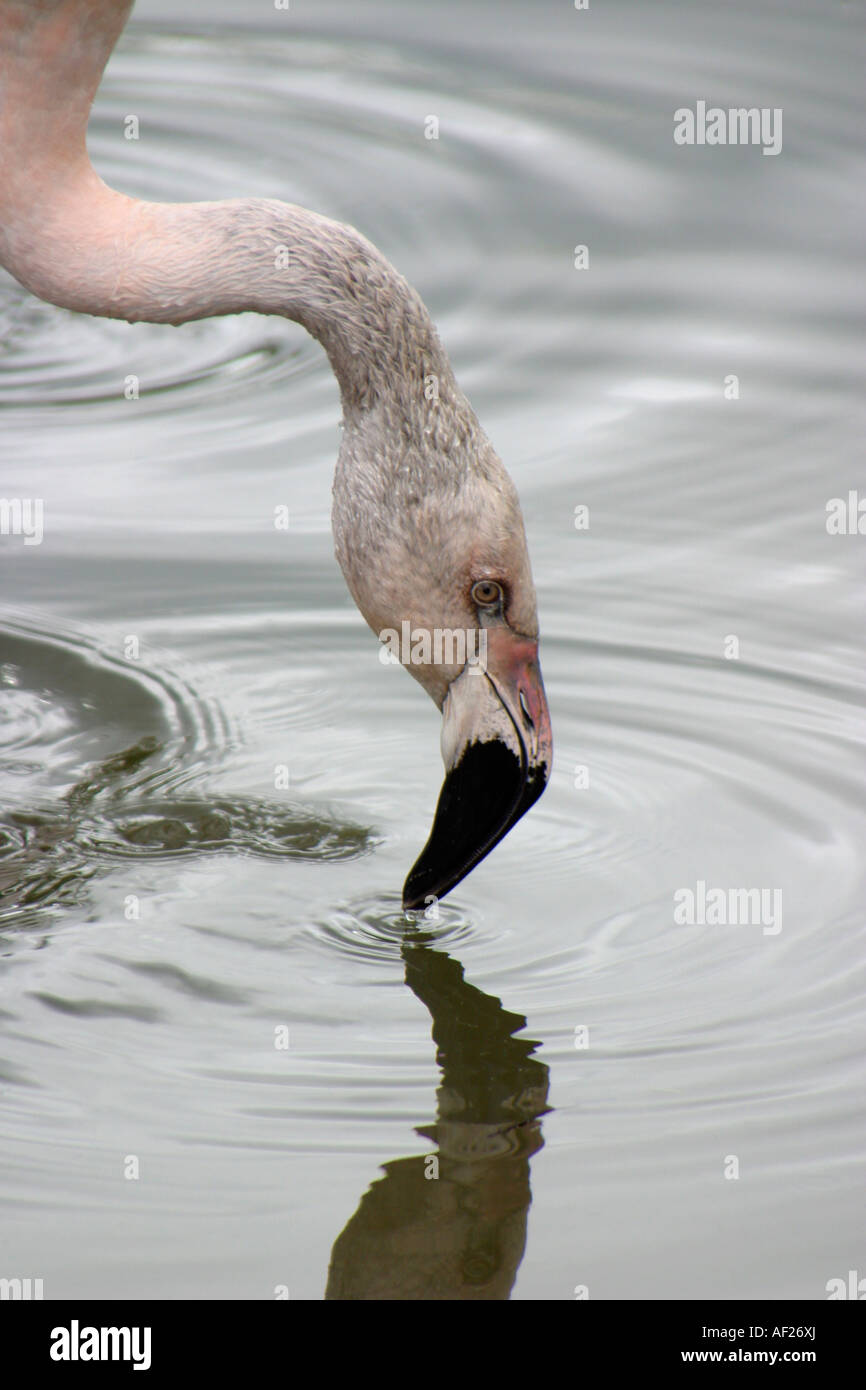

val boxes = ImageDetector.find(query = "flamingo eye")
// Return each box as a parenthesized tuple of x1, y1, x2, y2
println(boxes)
(471, 579, 504, 607)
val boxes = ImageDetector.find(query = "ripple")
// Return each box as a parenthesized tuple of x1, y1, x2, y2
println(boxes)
(306, 892, 477, 966)
(0, 0, 862, 1303)
(90, 796, 375, 862)
(29, 993, 163, 1023)
(0, 619, 376, 930)
(0, 278, 310, 412)
(0, 619, 229, 796)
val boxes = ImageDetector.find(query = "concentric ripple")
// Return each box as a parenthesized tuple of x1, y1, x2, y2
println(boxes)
(306, 892, 477, 966)
(0, 620, 375, 929)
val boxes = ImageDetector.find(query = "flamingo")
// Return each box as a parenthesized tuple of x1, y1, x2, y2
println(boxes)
(0, 0, 552, 910)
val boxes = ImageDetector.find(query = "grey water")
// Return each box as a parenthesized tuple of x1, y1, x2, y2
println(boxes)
(0, 0, 864, 1299)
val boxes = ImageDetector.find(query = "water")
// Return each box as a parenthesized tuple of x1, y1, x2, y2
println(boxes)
(1, 0, 864, 1299)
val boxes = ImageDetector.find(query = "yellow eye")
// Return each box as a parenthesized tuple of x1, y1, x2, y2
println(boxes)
(471, 579, 504, 607)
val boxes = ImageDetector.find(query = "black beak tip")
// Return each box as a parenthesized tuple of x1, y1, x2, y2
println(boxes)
(401, 738, 549, 912)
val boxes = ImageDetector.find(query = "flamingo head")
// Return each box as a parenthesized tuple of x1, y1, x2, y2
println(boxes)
(333, 419, 552, 910)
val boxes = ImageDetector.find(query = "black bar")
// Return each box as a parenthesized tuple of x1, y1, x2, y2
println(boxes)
(3, 1299, 862, 1375)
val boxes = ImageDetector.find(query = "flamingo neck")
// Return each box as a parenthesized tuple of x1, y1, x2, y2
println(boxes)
(0, 0, 460, 419)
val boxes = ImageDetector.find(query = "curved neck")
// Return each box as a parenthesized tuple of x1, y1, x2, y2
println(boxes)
(0, 0, 459, 419)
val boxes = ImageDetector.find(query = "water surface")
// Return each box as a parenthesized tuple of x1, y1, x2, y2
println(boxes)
(1, 0, 864, 1299)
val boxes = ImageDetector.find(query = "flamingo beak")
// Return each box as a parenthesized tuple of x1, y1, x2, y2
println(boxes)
(402, 629, 552, 910)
